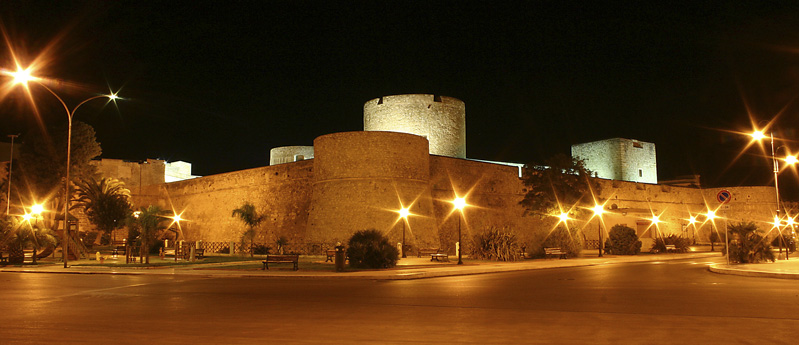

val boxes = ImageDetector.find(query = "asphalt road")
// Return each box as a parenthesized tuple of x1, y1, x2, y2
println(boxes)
(1, 257, 797, 344)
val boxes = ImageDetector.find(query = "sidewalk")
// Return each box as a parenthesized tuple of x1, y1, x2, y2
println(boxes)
(0, 250, 729, 280)
(708, 256, 799, 280)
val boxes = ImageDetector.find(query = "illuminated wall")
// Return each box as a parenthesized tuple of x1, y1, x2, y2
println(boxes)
(571, 138, 657, 184)
(270, 146, 314, 165)
(305, 131, 440, 249)
(363, 94, 466, 158)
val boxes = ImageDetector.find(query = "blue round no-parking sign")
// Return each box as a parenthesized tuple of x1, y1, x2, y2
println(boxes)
(717, 189, 732, 204)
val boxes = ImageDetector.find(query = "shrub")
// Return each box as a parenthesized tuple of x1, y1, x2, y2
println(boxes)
(542, 226, 584, 258)
(651, 234, 691, 253)
(253, 244, 271, 255)
(725, 222, 775, 263)
(771, 234, 796, 253)
(604, 224, 642, 255)
(347, 229, 399, 269)
(471, 227, 522, 261)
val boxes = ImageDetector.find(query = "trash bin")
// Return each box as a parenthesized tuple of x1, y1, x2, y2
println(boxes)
(335, 243, 346, 272)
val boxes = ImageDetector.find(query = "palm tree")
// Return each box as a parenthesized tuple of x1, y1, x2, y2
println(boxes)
(129, 205, 169, 264)
(72, 177, 132, 245)
(725, 222, 775, 264)
(232, 202, 264, 257)
(1, 216, 56, 264)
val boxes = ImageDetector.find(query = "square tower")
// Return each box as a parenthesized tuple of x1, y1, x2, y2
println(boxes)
(571, 138, 657, 183)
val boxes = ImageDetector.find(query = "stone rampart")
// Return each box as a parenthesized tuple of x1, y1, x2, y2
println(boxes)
(132, 161, 314, 245)
(306, 131, 439, 249)
(364, 94, 466, 158)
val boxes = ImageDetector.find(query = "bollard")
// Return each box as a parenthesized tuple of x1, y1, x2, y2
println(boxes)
(335, 242, 346, 272)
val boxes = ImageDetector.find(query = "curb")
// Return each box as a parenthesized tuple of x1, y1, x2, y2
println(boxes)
(1, 252, 721, 280)
(708, 264, 799, 280)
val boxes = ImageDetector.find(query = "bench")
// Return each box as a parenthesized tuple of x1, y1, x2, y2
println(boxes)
(325, 249, 336, 262)
(430, 253, 449, 262)
(664, 244, 677, 253)
(544, 247, 567, 259)
(263, 254, 299, 270)
(418, 248, 440, 258)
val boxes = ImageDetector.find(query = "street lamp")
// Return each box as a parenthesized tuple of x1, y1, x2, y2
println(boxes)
(706, 210, 727, 264)
(6, 134, 19, 216)
(453, 196, 467, 265)
(593, 204, 605, 257)
(7, 68, 119, 268)
(398, 207, 410, 258)
(750, 129, 797, 259)
(688, 215, 698, 245)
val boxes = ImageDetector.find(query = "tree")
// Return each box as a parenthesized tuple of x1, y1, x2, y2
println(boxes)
(520, 154, 601, 217)
(72, 177, 132, 245)
(232, 202, 264, 257)
(129, 205, 169, 264)
(1, 216, 56, 264)
(15, 121, 102, 227)
(725, 222, 775, 264)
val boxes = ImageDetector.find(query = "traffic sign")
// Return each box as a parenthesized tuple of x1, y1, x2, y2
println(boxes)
(717, 189, 732, 204)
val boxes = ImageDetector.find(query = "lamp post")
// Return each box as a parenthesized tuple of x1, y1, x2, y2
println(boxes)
(398, 207, 409, 258)
(750, 130, 796, 260)
(706, 210, 726, 264)
(6, 134, 18, 216)
(688, 216, 698, 245)
(453, 196, 467, 265)
(593, 204, 605, 257)
(7, 67, 118, 268)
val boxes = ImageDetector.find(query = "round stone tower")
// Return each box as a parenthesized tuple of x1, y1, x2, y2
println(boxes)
(363, 94, 466, 158)
(305, 131, 439, 249)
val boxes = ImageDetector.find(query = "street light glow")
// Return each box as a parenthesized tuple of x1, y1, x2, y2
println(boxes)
(558, 212, 570, 223)
(751, 130, 766, 141)
(688, 216, 697, 224)
(453, 196, 467, 211)
(651, 215, 660, 224)
(398, 207, 410, 219)
(706, 210, 716, 220)
(784, 155, 798, 166)
(8, 67, 36, 85)
(593, 204, 604, 216)
(30, 203, 44, 215)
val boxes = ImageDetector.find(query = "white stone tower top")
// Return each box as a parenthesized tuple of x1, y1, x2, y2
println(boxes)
(363, 94, 466, 158)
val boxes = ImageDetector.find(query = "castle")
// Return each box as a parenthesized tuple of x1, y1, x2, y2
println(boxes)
(2, 94, 780, 253)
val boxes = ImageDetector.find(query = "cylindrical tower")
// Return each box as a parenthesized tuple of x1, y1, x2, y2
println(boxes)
(364, 94, 466, 158)
(269, 146, 314, 165)
(306, 131, 439, 249)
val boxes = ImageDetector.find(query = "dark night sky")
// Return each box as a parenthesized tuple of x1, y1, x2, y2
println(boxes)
(3, 1, 799, 198)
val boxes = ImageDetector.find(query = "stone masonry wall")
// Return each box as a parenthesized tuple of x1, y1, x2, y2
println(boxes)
(429, 156, 548, 254)
(132, 160, 314, 246)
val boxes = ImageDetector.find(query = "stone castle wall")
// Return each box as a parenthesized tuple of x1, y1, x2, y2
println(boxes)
(306, 131, 439, 249)
(92, 158, 166, 193)
(593, 180, 775, 249)
(364, 94, 466, 158)
(270, 146, 315, 165)
(132, 160, 314, 245)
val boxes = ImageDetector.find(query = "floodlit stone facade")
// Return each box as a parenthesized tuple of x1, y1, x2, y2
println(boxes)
(572, 138, 657, 184)
(71, 94, 779, 255)
(364, 94, 466, 158)
(270, 146, 314, 165)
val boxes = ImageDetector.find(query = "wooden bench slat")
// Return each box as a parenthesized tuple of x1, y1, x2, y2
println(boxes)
(263, 254, 300, 271)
